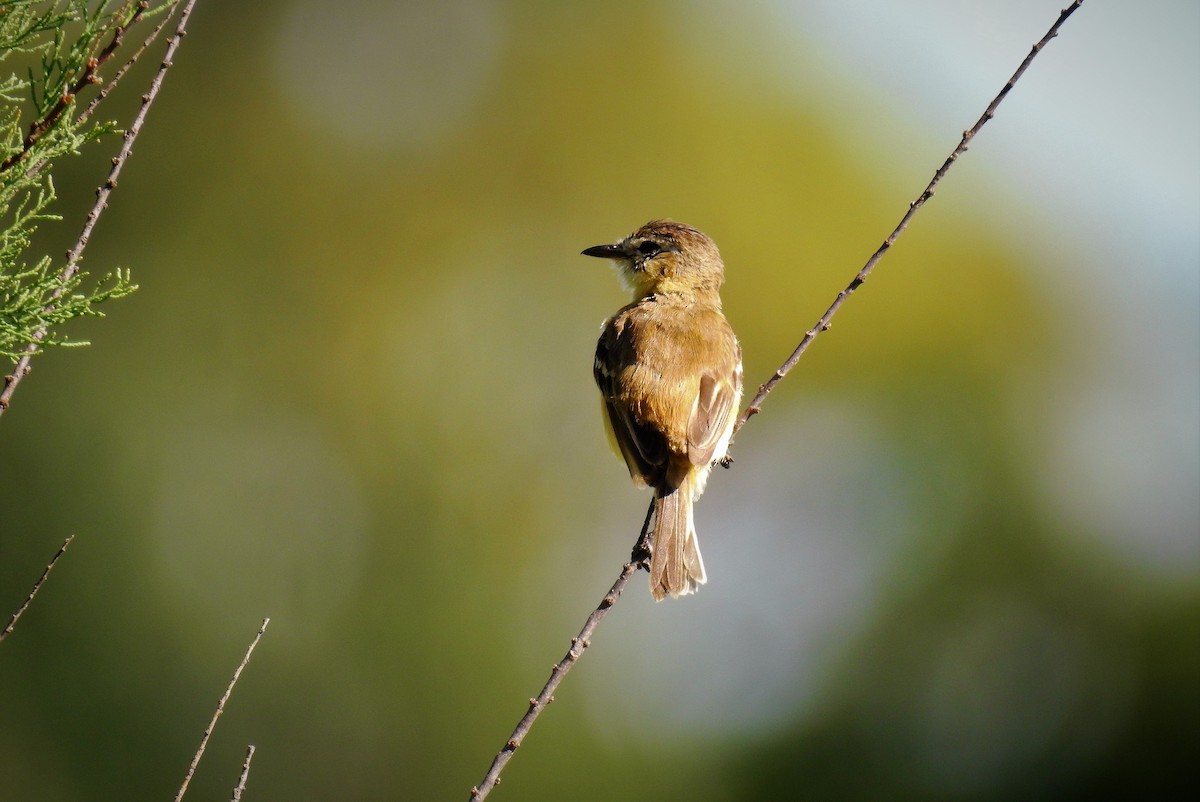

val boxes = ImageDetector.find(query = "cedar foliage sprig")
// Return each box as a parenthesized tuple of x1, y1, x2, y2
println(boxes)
(0, 1, 171, 360)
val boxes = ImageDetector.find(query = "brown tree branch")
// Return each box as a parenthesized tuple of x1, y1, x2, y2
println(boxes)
(467, 2, 1087, 799)
(0, 535, 74, 644)
(0, 0, 202, 419)
(174, 618, 270, 802)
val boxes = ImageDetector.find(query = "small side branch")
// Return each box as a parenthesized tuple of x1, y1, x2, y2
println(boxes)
(174, 618, 270, 802)
(0, 535, 74, 644)
(230, 745, 256, 802)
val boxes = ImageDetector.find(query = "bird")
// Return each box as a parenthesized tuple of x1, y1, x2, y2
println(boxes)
(583, 220, 743, 601)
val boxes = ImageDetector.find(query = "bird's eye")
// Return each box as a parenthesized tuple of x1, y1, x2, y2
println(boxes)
(637, 240, 661, 257)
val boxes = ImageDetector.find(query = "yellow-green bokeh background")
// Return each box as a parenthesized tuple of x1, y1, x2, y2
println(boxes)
(2, 1, 1197, 799)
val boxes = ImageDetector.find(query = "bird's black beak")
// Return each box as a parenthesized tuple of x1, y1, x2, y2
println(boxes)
(581, 243, 626, 259)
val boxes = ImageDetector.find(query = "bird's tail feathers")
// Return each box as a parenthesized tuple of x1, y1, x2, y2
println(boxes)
(649, 476, 706, 601)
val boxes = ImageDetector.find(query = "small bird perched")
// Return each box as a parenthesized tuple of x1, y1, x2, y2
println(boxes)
(583, 220, 743, 601)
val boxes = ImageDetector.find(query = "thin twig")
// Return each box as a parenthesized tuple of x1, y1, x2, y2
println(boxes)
(78, 4, 176, 126)
(0, 0, 202, 418)
(1, 535, 74, 644)
(468, 2, 1086, 798)
(174, 618, 269, 802)
(736, 0, 1086, 430)
(469, 505, 654, 801)
(230, 745, 256, 802)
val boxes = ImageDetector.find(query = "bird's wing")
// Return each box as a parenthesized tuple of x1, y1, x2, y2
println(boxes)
(687, 343, 743, 467)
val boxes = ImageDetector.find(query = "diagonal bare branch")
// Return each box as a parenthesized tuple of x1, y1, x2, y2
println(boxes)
(736, 0, 1087, 430)
(467, 2, 1087, 798)
(471, 505, 654, 799)
(174, 618, 270, 802)
(1, 535, 74, 644)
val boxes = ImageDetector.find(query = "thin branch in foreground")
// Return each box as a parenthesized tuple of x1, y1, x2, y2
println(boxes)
(0, 0, 203, 418)
(174, 618, 270, 802)
(230, 745, 256, 802)
(467, 2, 1086, 799)
(0, 534, 74, 644)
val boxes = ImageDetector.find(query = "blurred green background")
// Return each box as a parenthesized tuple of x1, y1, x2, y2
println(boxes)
(2, 0, 1197, 799)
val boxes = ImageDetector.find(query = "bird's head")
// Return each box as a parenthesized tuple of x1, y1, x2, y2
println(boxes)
(582, 219, 725, 300)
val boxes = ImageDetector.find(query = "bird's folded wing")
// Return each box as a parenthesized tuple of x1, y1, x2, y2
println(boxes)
(687, 348, 742, 467)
